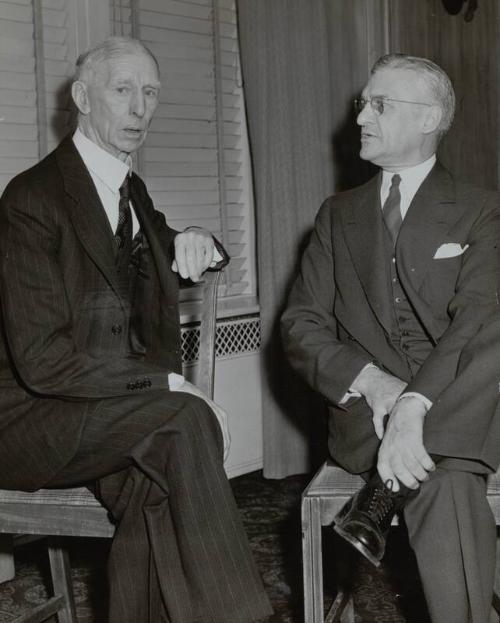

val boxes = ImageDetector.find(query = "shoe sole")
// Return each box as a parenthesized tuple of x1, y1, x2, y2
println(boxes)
(333, 523, 381, 567)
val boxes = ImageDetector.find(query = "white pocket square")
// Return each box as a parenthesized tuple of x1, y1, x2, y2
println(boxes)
(433, 243, 469, 259)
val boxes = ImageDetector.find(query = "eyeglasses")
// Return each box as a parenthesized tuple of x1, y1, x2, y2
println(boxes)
(354, 96, 433, 116)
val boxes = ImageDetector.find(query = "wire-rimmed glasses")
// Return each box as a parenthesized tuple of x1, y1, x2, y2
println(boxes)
(354, 96, 433, 116)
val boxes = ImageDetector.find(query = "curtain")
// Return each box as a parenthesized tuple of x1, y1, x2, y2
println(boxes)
(237, 0, 379, 478)
(237, 0, 336, 478)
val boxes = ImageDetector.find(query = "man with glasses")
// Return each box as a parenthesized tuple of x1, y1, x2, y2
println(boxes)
(282, 54, 500, 622)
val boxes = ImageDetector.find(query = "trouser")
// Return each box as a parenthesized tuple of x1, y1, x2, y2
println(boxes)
(328, 402, 497, 623)
(47, 390, 273, 623)
(404, 462, 496, 623)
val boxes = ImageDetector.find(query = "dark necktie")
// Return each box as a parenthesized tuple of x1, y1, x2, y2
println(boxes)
(115, 176, 132, 250)
(382, 174, 402, 246)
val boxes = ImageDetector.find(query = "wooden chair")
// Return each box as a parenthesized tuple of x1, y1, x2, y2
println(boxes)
(302, 461, 500, 623)
(0, 270, 221, 623)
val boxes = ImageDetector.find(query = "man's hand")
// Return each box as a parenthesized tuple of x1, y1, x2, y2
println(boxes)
(350, 366, 407, 439)
(377, 396, 435, 492)
(172, 228, 214, 282)
(173, 380, 231, 462)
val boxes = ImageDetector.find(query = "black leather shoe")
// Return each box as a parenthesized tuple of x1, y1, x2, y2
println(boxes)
(333, 478, 400, 567)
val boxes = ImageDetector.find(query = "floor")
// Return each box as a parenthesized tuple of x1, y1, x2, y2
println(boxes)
(0, 471, 431, 622)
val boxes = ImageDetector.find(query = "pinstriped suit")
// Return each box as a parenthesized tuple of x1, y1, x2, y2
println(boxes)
(0, 137, 272, 622)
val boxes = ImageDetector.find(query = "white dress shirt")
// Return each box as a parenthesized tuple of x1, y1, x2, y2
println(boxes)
(380, 154, 436, 219)
(73, 129, 140, 235)
(72, 129, 184, 390)
(343, 155, 437, 411)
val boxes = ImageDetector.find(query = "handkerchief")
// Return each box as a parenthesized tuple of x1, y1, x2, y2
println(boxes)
(433, 242, 469, 259)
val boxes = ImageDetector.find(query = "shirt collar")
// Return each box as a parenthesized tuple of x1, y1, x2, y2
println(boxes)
(381, 154, 436, 196)
(73, 128, 132, 193)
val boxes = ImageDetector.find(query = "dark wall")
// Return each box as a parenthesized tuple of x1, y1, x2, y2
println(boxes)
(389, 0, 500, 190)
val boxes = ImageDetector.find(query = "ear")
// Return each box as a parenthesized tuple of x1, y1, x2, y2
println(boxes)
(71, 81, 91, 115)
(422, 104, 442, 135)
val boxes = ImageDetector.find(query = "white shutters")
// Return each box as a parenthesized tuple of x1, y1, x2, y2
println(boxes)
(39, 0, 75, 154)
(0, 0, 39, 190)
(110, 0, 256, 299)
(0, 0, 74, 186)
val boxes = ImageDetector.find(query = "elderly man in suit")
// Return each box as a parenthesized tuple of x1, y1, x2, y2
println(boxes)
(282, 53, 500, 622)
(0, 36, 272, 623)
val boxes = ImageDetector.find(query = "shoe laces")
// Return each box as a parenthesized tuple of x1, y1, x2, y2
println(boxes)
(367, 479, 395, 523)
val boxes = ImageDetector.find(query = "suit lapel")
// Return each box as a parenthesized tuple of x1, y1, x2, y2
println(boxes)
(341, 174, 394, 334)
(396, 162, 457, 294)
(55, 137, 123, 298)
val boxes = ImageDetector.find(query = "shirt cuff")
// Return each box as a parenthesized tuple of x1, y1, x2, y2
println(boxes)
(168, 372, 185, 390)
(339, 362, 378, 404)
(397, 391, 433, 412)
(210, 247, 223, 267)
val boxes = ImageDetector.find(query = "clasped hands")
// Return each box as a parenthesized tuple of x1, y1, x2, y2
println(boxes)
(172, 227, 215, 282)
(352, 367, 435, 492)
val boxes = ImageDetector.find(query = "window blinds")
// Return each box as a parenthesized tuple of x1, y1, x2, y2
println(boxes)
(0, 0, 74, 182)
(111, 0, 255, 299)
(0, 0, 38, 191)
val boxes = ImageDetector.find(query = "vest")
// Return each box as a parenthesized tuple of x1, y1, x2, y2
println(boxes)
(115, 229, 182, 374)
(383, 223, 433, 378)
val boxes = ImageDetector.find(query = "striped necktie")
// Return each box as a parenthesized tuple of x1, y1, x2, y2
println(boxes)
(382, 174, 402, 247)
(115, 176, 132, 251)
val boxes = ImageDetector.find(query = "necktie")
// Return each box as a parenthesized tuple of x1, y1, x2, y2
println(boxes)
(382, 174, 402, 246)
(115, 176, 132, 250)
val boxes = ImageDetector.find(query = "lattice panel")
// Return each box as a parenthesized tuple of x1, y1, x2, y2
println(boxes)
(181, 315, 260, 364)
(181, 325, 201, 365)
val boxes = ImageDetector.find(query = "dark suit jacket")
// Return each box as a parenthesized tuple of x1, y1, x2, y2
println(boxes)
(0, 137, 195, 490)
(281, 162, 500, 471)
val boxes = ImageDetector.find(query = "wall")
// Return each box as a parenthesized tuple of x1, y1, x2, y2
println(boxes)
(388, 0, 500, 190)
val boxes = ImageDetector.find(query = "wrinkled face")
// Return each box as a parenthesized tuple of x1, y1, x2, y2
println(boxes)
(77, 52, 161, 161)
(357, 67, 433, 170)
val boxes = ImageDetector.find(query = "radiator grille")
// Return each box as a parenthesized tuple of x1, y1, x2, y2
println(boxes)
(181, 315, 260, 364)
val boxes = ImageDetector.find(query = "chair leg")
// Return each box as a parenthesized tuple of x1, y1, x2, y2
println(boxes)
(47, 537, 77, 623)
(324, 591, 355, 623)
(340, 595, 355, 623)
(302, 496, 325, 622)
(0, 534, 14, 582)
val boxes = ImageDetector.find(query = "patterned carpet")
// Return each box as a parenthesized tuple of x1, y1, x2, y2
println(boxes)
(0, 471, 430, 622)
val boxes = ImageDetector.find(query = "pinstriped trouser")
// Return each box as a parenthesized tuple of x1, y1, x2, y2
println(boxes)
(47, 390, 273, 623)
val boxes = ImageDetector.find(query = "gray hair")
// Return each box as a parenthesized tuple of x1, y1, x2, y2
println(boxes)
(372, 54, 455, 137)
(75, 36, 160, 84)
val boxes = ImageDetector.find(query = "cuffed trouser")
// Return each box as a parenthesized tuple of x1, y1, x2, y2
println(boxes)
(47, 390, 272, 623)
(404, 463, 496, 623)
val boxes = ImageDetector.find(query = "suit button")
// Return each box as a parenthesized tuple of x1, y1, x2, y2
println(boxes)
(111, 324, 123, 335)
(395, 297, 402, 303)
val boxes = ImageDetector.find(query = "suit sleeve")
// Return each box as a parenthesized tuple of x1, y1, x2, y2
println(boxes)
(406, 191, 500, 402)
(281, 199, 373, 406)
(0, 179, 175, 400)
